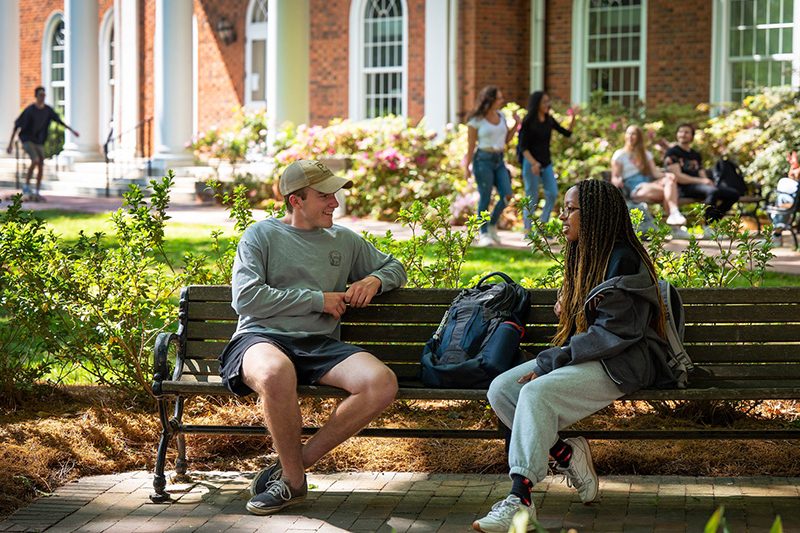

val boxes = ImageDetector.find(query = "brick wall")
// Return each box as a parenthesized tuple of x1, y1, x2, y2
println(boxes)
(458, 0, 530, 121)
(646, 0, 712, 106)
(544, 0, 572, 106)
(309, 0, 349, 125)
(18, 0, 63, 110)
(194, 0, 246, 131)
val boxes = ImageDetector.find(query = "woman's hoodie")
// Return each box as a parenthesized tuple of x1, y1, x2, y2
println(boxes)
(531, 244, 675, 394)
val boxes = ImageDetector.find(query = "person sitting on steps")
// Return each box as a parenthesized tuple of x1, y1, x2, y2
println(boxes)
(610, 125, 685, 226)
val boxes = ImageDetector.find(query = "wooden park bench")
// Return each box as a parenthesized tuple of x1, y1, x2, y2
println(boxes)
(150, 285, 800, 502)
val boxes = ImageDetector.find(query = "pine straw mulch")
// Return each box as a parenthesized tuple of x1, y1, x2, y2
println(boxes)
(2, 385, 800, 519)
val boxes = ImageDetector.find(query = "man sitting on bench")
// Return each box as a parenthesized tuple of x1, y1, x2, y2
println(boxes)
(664, 123, 740, 225)
(219, 160, 407, 516)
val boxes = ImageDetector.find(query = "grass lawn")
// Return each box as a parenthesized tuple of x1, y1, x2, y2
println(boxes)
(31, 209, 800, 287)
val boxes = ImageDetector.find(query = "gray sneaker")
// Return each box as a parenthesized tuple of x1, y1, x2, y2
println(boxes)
(556, 436, 599, 504)
(246, 477, 307, 515)
(249, 459, 282, 496)
(472, 495, 537, 532)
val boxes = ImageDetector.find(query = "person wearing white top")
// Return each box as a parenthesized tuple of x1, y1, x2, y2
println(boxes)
(610, 125, 685, 226)
(464, 86, 521, 247)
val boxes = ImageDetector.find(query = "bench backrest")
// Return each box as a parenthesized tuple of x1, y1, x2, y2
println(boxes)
(175, 285, 800, 390)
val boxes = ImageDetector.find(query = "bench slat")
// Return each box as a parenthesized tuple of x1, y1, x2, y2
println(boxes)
(184, 285, 800, 305)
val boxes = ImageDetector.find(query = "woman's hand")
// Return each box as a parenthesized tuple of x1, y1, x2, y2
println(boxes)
(611, 175, 624, 189)
(463, 159, 472, 179)
(517, 371, 538, 384)
(553, 299, 562, 317)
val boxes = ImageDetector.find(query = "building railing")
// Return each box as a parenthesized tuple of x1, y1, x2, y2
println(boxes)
(103, 117, 153, 197)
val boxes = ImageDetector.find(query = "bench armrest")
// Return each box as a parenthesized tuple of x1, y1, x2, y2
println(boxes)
(152, 332, 179, 396)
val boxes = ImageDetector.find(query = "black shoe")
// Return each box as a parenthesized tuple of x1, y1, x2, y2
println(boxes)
(245, 476, 307, 515)
(249, 459, 282, 496)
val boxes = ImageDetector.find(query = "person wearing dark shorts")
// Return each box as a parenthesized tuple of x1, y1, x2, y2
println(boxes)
(222, 159, 407, 516)
(6, 86, 79, 201)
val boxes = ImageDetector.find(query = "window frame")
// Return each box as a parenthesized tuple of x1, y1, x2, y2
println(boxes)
(348, 0, 409, 119)
(245, 0, 269, 108)
(41, 11, 66, 117)
(710, 0, 800, 106)
(570, 0, 647, 108)
(99, 8, 115, 141)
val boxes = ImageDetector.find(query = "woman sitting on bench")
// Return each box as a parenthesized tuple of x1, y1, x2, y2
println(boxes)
(473, 179, 678, 532)
(610, 125, 685, 226)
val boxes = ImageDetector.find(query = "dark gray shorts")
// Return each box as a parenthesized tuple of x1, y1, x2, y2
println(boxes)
(218, 332, 366, 396)
(22, 142, 45, 162)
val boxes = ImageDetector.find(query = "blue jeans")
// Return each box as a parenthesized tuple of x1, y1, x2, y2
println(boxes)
(473, 150, 512, 233)
(521, 161, 557, 229)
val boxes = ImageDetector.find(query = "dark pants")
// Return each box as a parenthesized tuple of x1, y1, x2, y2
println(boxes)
(679, 183, 740, 222)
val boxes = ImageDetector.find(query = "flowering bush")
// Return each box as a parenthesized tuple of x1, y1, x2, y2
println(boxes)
(703, 88, 800, 195)
(190, 108, 269, 169)
(271, 117, 466, 220)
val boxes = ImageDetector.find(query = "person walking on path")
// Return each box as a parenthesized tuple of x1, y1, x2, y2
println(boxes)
(517, 91, 576, 232)
(611, 125, 685, 226)
(218, 160, 407, 516)
(6, 86, 79, 202)
(464, 85, 521, 247)
(473, 179, 676, 533)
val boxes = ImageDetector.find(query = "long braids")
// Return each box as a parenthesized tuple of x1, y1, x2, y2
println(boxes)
(553, 179, 666, 346)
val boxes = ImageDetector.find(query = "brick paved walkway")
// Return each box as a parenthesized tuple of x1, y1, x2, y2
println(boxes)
(2, 472, 798, 532)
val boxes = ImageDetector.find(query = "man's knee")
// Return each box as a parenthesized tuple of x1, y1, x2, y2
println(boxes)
(366, 364, 398, 404)
(242, 347, 295, 396)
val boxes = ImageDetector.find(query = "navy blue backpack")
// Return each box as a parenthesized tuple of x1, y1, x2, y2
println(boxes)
(420, 272, 531, 388)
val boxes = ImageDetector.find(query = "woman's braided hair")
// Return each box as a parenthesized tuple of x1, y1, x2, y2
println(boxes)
(552, 178, 666, 346)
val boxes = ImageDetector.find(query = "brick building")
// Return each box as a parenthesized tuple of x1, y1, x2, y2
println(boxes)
(1, 0, 798, 167)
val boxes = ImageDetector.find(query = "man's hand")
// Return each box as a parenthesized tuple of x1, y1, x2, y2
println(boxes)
(517, 371, 538, 384)
(5, 144, 11, 155)
(322, 292, 347, 319)
(345, 276, 382, 308)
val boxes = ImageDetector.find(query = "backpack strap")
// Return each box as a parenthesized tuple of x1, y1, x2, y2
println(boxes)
(475, 271, 514, 287)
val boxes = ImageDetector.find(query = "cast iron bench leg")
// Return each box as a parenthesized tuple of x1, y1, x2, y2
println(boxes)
(150, 396, 174, 503)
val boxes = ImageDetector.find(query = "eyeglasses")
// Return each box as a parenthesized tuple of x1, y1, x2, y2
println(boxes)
(559, 206, 580, 217)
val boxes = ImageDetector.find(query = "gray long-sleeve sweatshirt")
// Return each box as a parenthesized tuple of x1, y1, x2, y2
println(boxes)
(230, 217, 407, 340)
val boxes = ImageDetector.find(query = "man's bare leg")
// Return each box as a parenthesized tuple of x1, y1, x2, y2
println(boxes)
(302, 351, 398, 468)
(242, 348, 397, 489)
(34, 160, 44, 195)
(241, 343, 305, 491)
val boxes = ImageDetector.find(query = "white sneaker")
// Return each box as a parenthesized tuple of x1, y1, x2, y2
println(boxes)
(488, 225, 502, 245)
(476, 233, 494, 248)
(472, 495, 537, 532)
(556, 437, 599, 504)
(665, 211, 687, 226)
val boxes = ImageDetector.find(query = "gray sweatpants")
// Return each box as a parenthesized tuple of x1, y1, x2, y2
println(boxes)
(487, 359, 624, 483)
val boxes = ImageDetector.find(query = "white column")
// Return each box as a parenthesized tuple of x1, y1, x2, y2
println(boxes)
(62, 0, 101, 161)
(153, 0, 193, 169)
(529, 0, 545, 93)
(424, 0, 449, 135)
(0, 0, 20, 157)
(267, 0, 309, 142)
(114, 0, 140, 160)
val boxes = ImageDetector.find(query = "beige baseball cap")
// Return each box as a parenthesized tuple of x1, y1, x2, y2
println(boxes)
(279, 160, 353, 196)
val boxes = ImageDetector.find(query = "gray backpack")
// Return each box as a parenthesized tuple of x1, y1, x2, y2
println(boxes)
(658, 280, 694, 388)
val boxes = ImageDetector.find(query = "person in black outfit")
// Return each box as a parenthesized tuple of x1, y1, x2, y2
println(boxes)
(517, 91, 576, 231)
(663, 123, 738, 224)
(6, 86, 79, 201)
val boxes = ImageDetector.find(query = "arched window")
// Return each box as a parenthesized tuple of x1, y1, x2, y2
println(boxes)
(100, 10, 115, 139)
(43, 15, 66, 116)
(246, 0, 268, 107)
(571, 0, 646, 109)
(349, 0, 408, 119)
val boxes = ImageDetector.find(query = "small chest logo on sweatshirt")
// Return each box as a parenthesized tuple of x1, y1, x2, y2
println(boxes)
(329, 250, 342, 266)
